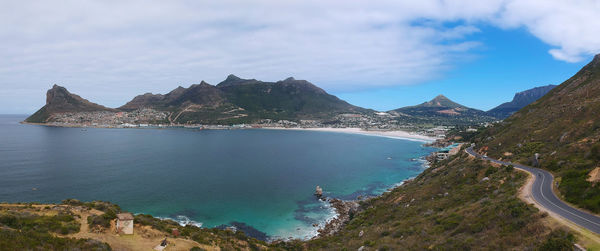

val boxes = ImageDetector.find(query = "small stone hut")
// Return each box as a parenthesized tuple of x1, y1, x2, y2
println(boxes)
(116, 213, 134, 235)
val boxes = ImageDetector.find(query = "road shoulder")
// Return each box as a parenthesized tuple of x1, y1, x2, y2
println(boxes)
(515, 168, 600, 250)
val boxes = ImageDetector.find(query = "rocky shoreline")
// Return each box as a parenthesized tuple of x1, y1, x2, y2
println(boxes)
(316, 198, 360, 237)
(312, 153, 432, 239)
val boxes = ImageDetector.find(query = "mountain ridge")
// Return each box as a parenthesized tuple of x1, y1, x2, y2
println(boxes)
(26, 76, 369, 124)
(487, 84, 557, 119)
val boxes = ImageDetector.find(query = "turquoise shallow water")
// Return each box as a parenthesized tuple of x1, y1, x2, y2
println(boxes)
(0, 115, 434, 240)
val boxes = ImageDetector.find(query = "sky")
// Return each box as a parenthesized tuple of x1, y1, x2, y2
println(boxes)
(1, 0, 600, 114)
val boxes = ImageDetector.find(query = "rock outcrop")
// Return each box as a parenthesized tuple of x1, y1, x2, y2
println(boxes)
(25, 85, 115, 123)
(487, 84, 556, 119)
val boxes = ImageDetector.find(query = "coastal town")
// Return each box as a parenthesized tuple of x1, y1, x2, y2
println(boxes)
(34, 108, 480, 141)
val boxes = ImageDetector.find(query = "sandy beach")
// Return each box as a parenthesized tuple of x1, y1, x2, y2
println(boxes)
(263, 127, 436, 142)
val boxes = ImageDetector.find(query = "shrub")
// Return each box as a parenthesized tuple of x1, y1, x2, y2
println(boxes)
(537, 229, 574, 251)
(363, 240, 376, 247)
(485, 166, 496, 176)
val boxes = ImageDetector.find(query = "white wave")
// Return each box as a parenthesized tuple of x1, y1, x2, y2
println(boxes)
(157, 215, 203, 228)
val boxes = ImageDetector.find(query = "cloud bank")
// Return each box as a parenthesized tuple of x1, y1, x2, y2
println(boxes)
(1, 0, 599, 111)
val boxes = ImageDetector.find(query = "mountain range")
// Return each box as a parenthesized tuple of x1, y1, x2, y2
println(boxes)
(25, 76, 554, 126)
(25, 75, 368, 124)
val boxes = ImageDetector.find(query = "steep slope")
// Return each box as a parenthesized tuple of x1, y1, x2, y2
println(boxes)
(25, 85, 115, 123)
(119, 83, 224, 111)
(389, 95, 496, 125)
(217, 75, 368, 121)
(120, 81, 240, 124)
(276, 152, 573, 250)
(475, 54, 600, 213)
(488, 85, 556, 119)
(120, 75, 369, 124)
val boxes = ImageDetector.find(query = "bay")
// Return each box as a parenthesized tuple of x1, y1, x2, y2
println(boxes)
(0, 115, 433, 240)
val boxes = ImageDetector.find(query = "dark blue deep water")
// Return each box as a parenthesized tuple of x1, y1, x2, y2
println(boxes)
(0, 115, 433, 239)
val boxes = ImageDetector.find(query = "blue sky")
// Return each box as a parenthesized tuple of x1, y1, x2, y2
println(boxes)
(336, 25, 591, 111)
(0, 1, 599, 114)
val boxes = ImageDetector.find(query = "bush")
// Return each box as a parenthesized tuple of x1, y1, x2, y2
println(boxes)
(0, 211, 80, 235)
(485, 166, 496, 176)
(537, 229, 574, 251)
(560, 170, 600, 212)
(87, 214, 114, 229)
(363, 240, 376, 247)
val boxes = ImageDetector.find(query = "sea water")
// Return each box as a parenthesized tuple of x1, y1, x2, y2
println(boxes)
(0, 115, 434, 240)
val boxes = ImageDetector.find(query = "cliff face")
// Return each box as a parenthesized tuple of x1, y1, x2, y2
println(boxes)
(25, 85, 115, 123)
(487, 85, 556, 119)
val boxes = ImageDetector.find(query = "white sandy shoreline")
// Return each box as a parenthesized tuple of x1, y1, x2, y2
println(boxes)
(262, 127, 436, 142)
(22, 121, 436, 142)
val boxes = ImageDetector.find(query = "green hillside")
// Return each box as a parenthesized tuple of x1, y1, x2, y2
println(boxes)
(474, 54, 600, 213)
(276, 151, 573, 250)
(120, 75, 369, 124)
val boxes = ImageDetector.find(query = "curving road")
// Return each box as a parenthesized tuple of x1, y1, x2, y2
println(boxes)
(466, 146, 600, 234)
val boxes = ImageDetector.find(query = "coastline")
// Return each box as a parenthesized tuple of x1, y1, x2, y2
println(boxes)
(18, 120, 437, 242)
(262, 127, 436, 142)
(314, 154, 432, 239)
(21, 121, 436, 142)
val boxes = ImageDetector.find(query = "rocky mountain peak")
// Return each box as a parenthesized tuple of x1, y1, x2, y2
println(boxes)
(422, 94, 462, 108)
(46, 84, 73, 105)
(226, 74, 241, 81)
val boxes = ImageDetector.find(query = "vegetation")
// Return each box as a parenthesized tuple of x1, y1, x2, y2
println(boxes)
(0, 209, 80, 235)
(473, 55, 600, 213)
(272, 152, 574, 250)
(0, 150, 583, 250)
(0, 204, 111, 250)
(0, 230, 111, 251)
(133, 213, 270, 250)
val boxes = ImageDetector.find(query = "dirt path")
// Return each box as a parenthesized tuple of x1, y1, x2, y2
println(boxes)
(69, 209, 218, 251)
(1, 203, 219, 251)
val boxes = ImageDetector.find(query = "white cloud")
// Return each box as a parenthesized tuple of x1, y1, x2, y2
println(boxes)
(494, 0, 600, 62)
(0, 0, 599, 112)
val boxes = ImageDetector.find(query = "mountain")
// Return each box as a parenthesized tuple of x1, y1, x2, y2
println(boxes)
(389, 95, 496, 125)
(475, 54, 600, 213)
(119, 75, 368, 124)
(215, 75, 366, 122)
(487, 85, 557, 119)
(25, 85, 115, 123)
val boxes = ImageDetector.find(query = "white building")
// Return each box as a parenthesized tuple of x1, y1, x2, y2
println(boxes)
(116, 213, 134, 235)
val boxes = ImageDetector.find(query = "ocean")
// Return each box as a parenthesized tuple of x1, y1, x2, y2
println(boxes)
(0, 115, 434, 240)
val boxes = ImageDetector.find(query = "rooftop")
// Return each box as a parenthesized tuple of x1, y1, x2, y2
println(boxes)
(117, 213, 134, 221)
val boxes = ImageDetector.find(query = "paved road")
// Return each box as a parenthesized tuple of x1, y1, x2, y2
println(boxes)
(466, 146, 600, 234)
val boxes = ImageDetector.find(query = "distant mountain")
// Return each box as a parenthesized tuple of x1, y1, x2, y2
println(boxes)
(389, 95, 496, 125)
(25, 85, 115, 123)
(487, 85, 556, 119)
(476, 54, 600, 212)
(121, 75, 367, 124)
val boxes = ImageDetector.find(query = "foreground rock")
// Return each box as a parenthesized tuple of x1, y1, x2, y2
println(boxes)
(317, 198, 360, 237)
